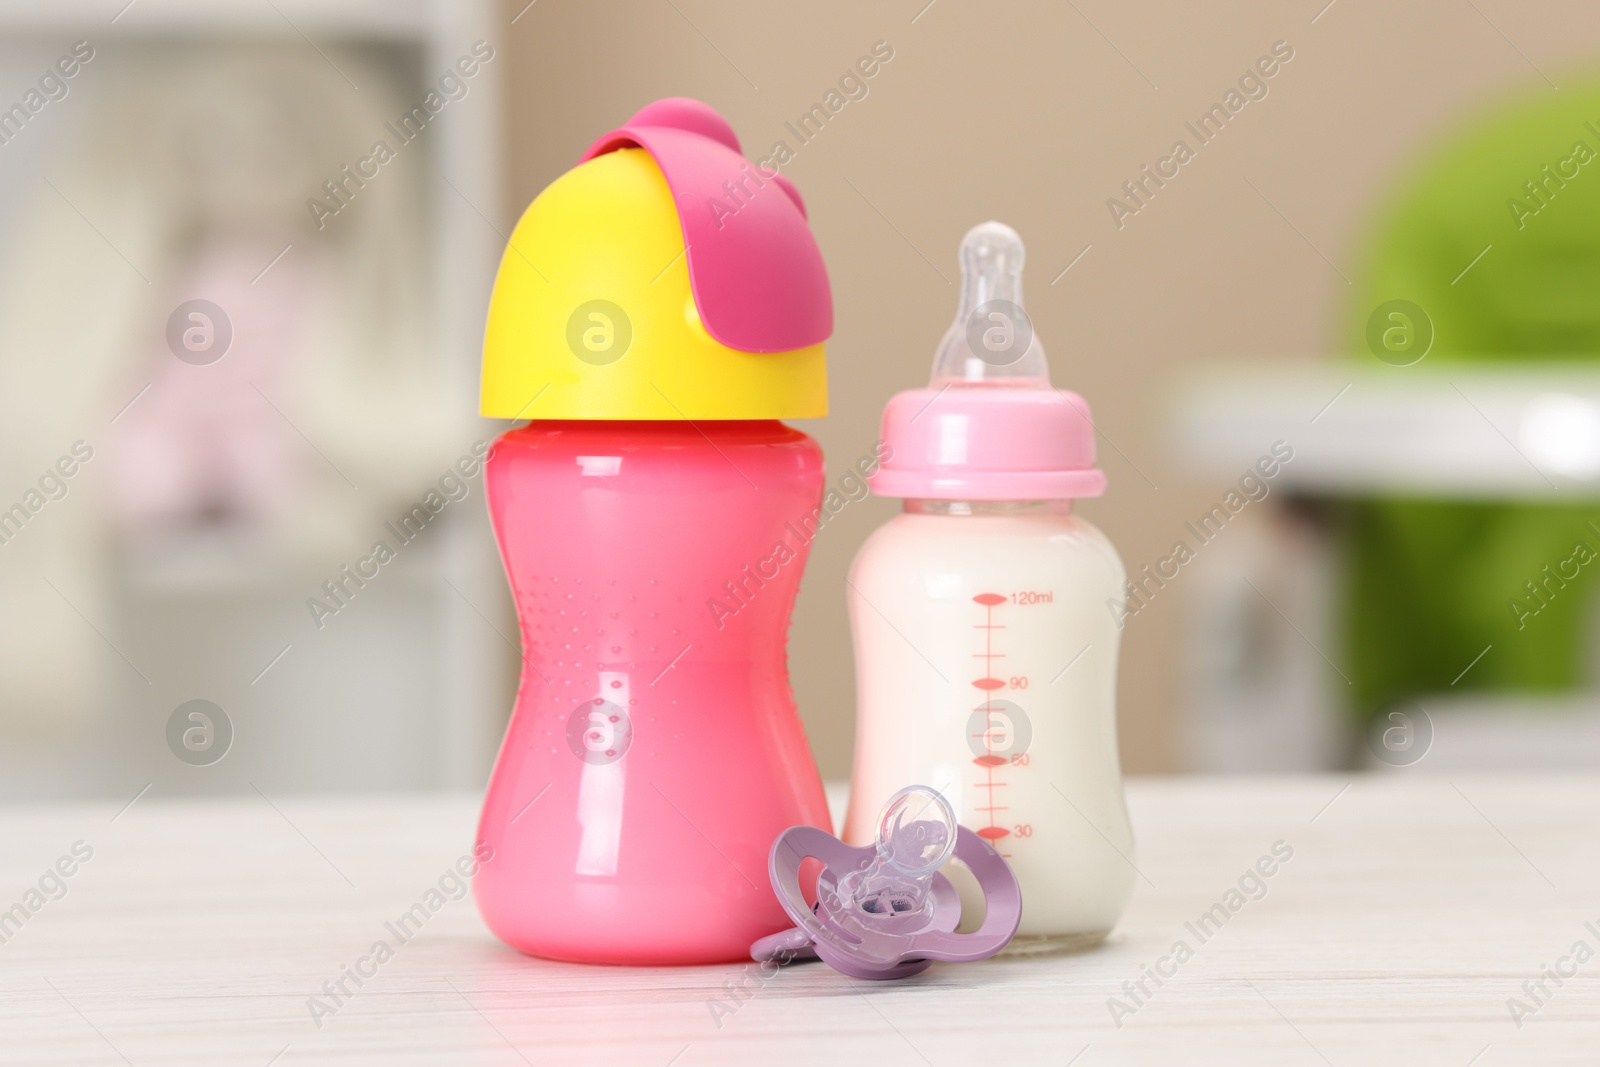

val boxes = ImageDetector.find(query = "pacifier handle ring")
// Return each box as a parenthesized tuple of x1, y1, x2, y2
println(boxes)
(750, 924, 818, 963)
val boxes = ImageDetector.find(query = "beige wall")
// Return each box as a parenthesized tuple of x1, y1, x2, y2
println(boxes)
(499, 0, 1600, 774)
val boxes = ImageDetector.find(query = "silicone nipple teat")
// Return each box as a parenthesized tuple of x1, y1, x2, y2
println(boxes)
(832, 786, 957, 919)
(931, 221, 1049, 388)
(752, 785, 1022, 980)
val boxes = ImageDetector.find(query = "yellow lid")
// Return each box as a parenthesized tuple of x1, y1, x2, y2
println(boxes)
(480, 148, 828, 420)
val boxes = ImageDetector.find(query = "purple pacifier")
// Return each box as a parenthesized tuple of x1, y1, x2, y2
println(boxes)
(750, 785, 1022, 979)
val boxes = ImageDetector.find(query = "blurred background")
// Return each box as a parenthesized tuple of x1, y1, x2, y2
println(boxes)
(4, 0, 1600, 798)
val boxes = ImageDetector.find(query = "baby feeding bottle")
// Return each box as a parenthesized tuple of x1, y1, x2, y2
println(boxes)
(844, 221, 1134, 952)
(472, 99, 834, 965)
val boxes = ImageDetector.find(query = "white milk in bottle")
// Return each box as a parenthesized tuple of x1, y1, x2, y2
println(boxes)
(845, 222, 1134, 951)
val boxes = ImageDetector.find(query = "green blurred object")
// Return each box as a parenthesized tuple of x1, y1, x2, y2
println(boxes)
(1345, 75, 1600, 720)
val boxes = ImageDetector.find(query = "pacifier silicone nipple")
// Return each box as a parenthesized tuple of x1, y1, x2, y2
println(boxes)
(752, 784, 1022, 979)
(833, 786, 957, 919)
(931, 221, 1048, 388)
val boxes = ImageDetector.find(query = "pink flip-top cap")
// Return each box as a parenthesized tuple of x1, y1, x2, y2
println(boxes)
(581, 98, 833, 354)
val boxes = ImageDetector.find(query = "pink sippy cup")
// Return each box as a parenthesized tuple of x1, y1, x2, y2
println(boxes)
(471, 99, 835, 965)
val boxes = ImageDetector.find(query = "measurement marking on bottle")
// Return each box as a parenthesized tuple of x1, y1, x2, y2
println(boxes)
(1012, 590, 1054, 605)
(971, 593, 1012, 843)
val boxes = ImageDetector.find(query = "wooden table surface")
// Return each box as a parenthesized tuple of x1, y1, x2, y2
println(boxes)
(2, 775, 1594, 1066)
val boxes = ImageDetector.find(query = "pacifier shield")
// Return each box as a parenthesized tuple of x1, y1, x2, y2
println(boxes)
(752, 785, 1022, 979)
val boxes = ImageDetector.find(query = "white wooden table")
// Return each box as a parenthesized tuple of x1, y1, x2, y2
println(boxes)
(2, 776, 1593, 1065)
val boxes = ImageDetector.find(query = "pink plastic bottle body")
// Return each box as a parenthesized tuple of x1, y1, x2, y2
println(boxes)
(473, 419, 832, 965)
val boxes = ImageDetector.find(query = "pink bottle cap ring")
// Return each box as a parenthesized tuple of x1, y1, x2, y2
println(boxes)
(751, 786, 1022, 979)
(871, 386, 1107, 500)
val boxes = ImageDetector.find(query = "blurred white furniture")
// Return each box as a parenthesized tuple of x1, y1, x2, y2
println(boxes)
(1172, 363, 1600, 773)
(1176, 364, 1600, 499)
(1, 776, 1587, 1065)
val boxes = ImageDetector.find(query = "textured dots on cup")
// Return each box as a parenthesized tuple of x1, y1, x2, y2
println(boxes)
(166, 699, 233, 766)
(965, 299, 1032, 368)
(1365, 299, 1432, 367)
(566, 698, 632, 764)
(166, 300, 232, 366)
(566, 300, 632, 366)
